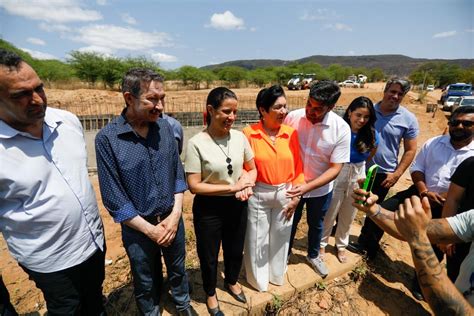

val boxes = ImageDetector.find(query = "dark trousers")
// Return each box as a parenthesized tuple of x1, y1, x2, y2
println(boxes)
(122, 217, 190, 315)
(288, 192, 333, 259)
(358, 173, 391, 258)
(0, 275, 17, 316)
(21, 249, 105, 316)
(193, 195, 247, 296)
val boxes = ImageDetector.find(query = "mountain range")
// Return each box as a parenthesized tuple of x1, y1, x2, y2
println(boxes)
(202, 54, 473, 76)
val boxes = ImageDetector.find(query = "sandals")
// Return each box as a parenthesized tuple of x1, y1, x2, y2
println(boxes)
(337, 249, 348, 263)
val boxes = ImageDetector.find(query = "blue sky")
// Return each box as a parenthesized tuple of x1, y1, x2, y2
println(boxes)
(0, 0, 473, 70)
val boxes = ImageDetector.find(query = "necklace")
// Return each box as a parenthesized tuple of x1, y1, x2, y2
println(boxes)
(263, 125, 278, 145)
(208, 130, 233, 176)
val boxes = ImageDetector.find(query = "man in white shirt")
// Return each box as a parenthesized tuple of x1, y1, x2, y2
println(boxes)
(285, 80, 351, 277)
(0, 50, 105, 314)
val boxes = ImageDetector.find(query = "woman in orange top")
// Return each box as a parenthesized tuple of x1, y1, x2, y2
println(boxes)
(242, 85, 304, 292)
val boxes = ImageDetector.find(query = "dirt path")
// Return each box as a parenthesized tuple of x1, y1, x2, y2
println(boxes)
(0, 86, 447, 314)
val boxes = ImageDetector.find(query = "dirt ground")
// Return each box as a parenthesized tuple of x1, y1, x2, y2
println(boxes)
(0, 84, 447, 315)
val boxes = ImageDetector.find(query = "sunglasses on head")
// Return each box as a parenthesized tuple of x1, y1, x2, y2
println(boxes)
(448, 119, 474, 128)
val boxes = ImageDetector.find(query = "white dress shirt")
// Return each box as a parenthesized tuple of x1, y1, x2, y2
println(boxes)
(410, 135, 474, 193)
(0, 108, 104, 273)
(284, 109, 351, 197)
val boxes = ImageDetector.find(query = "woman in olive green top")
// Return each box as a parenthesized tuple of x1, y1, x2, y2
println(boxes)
(185, 87, 257, 315)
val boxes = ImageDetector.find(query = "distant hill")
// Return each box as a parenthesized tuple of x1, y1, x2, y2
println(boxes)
(202, 54, 474, 76)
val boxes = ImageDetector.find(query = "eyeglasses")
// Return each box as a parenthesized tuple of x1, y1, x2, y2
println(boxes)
(226, 157, 233, 176)
(448, 119, 474, 128)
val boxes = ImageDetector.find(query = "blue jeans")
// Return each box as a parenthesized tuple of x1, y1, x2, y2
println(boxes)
(289, 192, 333, 259)
(122, 217, 190, 315)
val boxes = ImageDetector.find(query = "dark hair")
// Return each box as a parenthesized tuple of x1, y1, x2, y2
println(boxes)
(384, 78, 411, 95)
(452, 105, 474, 120)
(0, 49, 23, 70)
(205, 87, 237, 125)
(121, 68, 163, 97)
(308, 80, 341, 107)
(256, 85, 286, 119)
(343, 96, 377, 153)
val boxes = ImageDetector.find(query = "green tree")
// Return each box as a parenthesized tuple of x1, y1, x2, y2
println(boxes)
(177, 65, 204, 89)
(68, 51, 103, 86)
(217, 66, 247, 88)
(248, 68, 275, 87)
(368, 68, 385, 82)
(100, 57, 123, 89)
(201, 69, 217, 89)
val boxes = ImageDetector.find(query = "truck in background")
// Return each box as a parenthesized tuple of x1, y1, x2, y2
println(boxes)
(440, 83, 473, 104)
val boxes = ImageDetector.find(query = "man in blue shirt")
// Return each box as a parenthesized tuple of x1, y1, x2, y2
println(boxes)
(95, 68, 193, 315)
(348, 78, 419, 259)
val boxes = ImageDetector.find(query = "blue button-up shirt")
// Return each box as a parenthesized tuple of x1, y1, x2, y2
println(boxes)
(95, 111, 187, 223)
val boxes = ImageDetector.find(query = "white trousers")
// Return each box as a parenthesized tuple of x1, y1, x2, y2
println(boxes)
(320, 162, 366, 250)
(244, 182, 293, 292)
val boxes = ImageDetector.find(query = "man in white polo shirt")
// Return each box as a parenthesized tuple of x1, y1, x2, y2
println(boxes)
(285, 80, 351, 277)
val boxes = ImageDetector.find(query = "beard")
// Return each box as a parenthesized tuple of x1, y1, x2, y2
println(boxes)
(449, 129, 472, 142)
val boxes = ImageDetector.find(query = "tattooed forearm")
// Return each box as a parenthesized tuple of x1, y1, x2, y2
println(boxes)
(426, 219, 463, 244)
(409, 234, 473, 315)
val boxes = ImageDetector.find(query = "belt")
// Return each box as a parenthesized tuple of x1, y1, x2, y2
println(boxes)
(143, 211, 172, 225)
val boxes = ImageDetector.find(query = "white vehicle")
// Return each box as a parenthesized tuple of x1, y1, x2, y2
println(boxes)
(358, 74, 368, 83)
(338, 80, 360, 88)
(443, 96, 461, 111)
(426, 84, 435, 91)
(451, 96, 474, 113)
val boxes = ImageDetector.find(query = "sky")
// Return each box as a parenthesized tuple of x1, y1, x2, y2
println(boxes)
(0, 0, 473, 70)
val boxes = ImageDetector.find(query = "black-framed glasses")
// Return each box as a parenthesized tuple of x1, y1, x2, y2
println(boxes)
(448, 119, 474, 128)
(226, 157, 233, 176)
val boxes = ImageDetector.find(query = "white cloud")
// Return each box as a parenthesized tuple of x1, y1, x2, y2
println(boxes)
(27, 37, 46, 46)
(151, 53, 177, 63)
(0, 0, 102, 23)
(324, 23, 352, 32)
(433, 30, 457, 38)
(121, 13, 137, 25)
(300, 9, 340, 21)
(96, 0, 107, 5)
(71, 24, 173, 52)
(348, 50, 356, 55)
(207, 11, 245, 30)
(39, 22, 72, 33)
(21, 48, 57, 60)
(77, 45, 113, 55)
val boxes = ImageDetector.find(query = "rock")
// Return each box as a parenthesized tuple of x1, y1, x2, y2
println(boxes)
(319, 299, 330, 310)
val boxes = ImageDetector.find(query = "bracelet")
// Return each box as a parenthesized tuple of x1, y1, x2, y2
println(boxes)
(420, 190, 429, 198)
(370, 205, 382, 218)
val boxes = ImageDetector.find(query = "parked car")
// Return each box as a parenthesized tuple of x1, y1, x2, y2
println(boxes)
(442, 96, 461, 112)
(426, 84, 435, 91)
(287, 73, 304, 90)
(451, 96, 474, 113)
(338, 80, 360, 88)
(440, 83, 473, 104)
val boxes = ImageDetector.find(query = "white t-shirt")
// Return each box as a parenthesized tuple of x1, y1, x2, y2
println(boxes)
(284, 109, 351, 197)
(447, 209, 474, 306)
